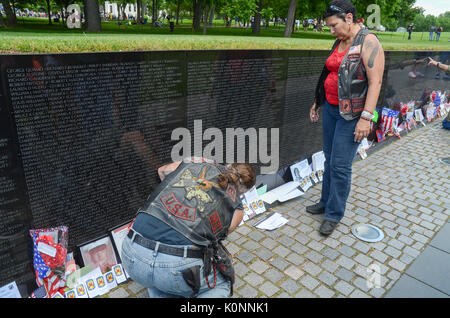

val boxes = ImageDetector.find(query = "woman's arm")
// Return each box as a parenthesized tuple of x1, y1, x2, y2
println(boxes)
(361, 34, 385, 115)
(354, 34, 385, 142)
(157, 161, 182, 181)
(227, 209, 244, 235)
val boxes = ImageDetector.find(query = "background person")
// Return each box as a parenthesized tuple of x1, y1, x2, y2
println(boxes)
(308, 0, 385, 236)
(121, 158, 255, 298)
(436, 25, 443, 42)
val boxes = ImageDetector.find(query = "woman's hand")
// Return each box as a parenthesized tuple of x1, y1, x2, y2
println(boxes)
(354, 119, 371, 143)
(427, 57, 438, 67)
(310, 102, 319, 122)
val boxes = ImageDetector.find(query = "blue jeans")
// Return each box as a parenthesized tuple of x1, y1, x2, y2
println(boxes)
(319, 100, 360, 223)
(121, 233, 231, 298)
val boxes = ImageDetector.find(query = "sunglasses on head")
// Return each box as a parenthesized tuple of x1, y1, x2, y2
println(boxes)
(328, 5, 346, 13)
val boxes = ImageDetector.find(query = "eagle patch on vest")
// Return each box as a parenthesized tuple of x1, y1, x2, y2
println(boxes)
(161, 193, 197, 222)
(172, 166, 220, 213)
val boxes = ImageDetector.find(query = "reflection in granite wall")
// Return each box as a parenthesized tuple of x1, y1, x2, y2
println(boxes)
(0, 50, 448, 290)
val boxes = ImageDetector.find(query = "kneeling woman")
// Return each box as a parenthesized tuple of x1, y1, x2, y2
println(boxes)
(121, 157, 255, 298)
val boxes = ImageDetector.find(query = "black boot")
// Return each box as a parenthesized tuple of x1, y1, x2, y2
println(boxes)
(306, 203, 325, 214)
(319, 220, 339, 236)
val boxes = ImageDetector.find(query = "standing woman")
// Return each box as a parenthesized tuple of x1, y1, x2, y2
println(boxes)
(307, 0, 385, 236)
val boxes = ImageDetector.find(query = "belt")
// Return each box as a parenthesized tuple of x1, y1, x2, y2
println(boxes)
(127, 229, 204, 259)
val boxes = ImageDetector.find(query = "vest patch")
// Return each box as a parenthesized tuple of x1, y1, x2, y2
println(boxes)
(226, 184, 236, 202)
(208, 210, 223, 234)
(161, 193, 196, 222)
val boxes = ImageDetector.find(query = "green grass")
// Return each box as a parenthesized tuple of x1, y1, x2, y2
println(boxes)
(1, 17, 449, 53)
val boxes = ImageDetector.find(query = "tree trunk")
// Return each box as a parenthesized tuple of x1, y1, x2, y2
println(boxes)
(136, 0, 142, 23)
(152, 0, 157, 25)
(176, 0, 182, 25)
(84, 0, 102, 32)
(46, 0, 52, 24)
(208, 5, 214, 26)
(1, 0, 17, 26)
(283, 0, 296, 37)
(203, 4, 208, 35)
(252, 0, 262, 34)
(193, 0, 202, 31)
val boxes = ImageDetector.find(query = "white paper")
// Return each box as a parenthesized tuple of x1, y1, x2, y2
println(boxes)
(255, 213, 289, 231)
(260, 181, 300, 204)
(113, 264, 127, 284)
(75, 283, 89, 298)
(37, 242, 57, 257)
(0, 281, 21, 298)
(81, 267, 104, 298)
(243, 186, 258, 203)
(312, 151, 326, 172)
(290, 159, 310, 182)
(104, 271, 118, 291)
(278, 188, 304, 202)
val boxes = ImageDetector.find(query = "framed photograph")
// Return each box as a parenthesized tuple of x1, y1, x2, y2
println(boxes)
(78, 235, 119, 274)
(109, 219, 134, 263)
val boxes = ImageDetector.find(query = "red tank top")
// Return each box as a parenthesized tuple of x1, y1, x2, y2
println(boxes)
(324, 43, 349, 105)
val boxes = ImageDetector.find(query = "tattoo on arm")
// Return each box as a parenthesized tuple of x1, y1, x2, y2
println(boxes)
(368, 44, 379, 68)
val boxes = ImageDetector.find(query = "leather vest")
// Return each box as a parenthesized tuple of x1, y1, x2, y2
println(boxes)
(138, 162, 241, 247)
(338, 28, 372, 121)
(315, 28, 373, 121)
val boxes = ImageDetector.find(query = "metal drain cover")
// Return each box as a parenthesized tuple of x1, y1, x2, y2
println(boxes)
(439, 157, 450, 165)
(351, 224, 384, 243)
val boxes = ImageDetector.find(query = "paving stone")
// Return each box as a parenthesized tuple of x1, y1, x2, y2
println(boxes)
(322, 247, 340, 261)
(274, 245, 291, 258)
(128, 282, 146, 294)
(336, 255, 357, 270)
(259, 281, 280, 297)
(255, 248, 274, 261)
(236, 250, 256, 264)
(264, 268, 284, 284)
(270, 257, 291, 271)
(302, 261, 322, 276)
(286, 253, 306, 266)
(294, 288, 317, 298)
(108, 287, 130, 298)
(234, 262, 251, 277)
(250, 260, 270, 274)
(238, 285, 259, 298)
(281, 278, 301, 295)
(315, 285, 336, 298)
(299, 274, 320, 291)
(317, 271, 338, 287)
(321, 259, 340, 273)
(335, 267, 355, 282)
(349, 289, 371, 298)
(334, 280, 355, 296)
(284, 265, 304, 280)
(244, 272, 265, 287)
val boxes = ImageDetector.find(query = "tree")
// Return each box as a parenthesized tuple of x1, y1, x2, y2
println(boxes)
(1, 0, 18, 26)
(192, 0, 202, 30)
(283, 0, 296, 37)
(252, 0, 262, 34)
(84, 0, 102, 32)
(45, 0, 52, 24)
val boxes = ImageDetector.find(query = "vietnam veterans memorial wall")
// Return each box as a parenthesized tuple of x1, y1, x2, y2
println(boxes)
(0, 50, 449, 293)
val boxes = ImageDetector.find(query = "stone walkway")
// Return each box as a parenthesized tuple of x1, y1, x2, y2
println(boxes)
(103, 117, 450, 298)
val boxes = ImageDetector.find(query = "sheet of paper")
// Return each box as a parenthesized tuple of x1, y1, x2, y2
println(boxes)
(278, 188, 304, 202)
(0, 281, 21, 298)
(243, 186, 258, 203)
(290, 159, 310, 182)
(255, 213, 289, 231)
(260, 181, 300, 204)
(312, 151, 326, 172)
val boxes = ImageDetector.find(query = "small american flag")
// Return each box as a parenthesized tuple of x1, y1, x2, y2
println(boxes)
(381, 108, 399, 134)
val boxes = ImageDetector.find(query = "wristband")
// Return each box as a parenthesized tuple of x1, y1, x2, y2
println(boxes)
(360, 116, 371, 121)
